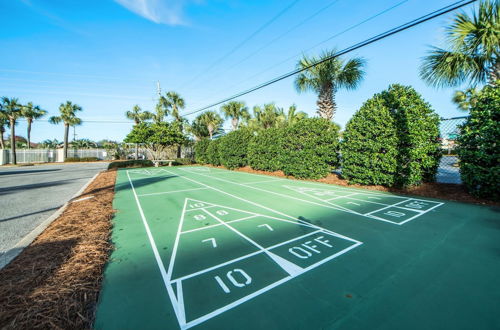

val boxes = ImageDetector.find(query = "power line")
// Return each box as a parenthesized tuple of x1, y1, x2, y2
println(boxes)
(183, 0, 477, 116)
(189, 0, 344, 90)
(178, 0, 302, 90)
(191, 0, 409, 106)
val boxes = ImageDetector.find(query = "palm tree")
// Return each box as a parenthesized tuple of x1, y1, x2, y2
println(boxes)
(125, 105, 152, 159)
(0, 103, 8, 149)
(1, 97, 24, 164)
(199, 111, 223, 139)
(452, 88, 480, 111)
(49, 101, 82, 160)
(151, 103, 166, 124)
(295, 50, 366, 120)
(40, 139, 61, 149)
(220, 101, 250, 131)
(125, 105, 153, 124)
(420, 0, 499, 87)
(21, 102, 47, 149)
(282, 104, 308, 126)
(251, 103, 284, 129)
(162, 91, 186, 157)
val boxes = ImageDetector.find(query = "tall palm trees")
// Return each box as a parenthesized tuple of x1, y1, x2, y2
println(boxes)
(21, 102, 47, 149)
(420, 0, 499, 87)
(1, 97, 24, 164)
(0, 102, 7, 150)
(125, 105, 153, 124)
(49, 101, 83, 160)
(452, 88, 480, 111)
(162, 92, 186, 157)
(220, 101, 249, 131)
(283, 104, 308, 126)
(295, 50, 366, 121)
(199, 111, 223, 139)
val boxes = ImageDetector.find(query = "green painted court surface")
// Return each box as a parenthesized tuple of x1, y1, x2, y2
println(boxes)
(95, 166, 500, 329)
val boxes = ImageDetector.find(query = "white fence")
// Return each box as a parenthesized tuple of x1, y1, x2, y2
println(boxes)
(0, 148, 111, 165)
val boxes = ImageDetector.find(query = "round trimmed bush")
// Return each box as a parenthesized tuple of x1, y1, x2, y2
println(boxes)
(342, 84, 441, 187)
(457, 83, 499, 200)
(248, 127, 284, 171)
(194, 138, 210, 164)
(280, 118, 340, 179)
(206, 139, 221, 166)
(218, 128, 253, 169)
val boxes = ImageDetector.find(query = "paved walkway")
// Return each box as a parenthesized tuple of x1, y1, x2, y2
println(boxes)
(0, 163, 109, 263)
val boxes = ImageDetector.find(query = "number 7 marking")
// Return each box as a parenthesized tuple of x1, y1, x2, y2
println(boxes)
(202, 238, 217, 248)
(258, 224, 273, 231)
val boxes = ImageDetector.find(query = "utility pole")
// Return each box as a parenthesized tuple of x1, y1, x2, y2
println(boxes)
(157, 81, 161, 99)
(73, 126, 77, 141)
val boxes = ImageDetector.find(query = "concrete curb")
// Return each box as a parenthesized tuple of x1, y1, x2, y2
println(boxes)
(0, 171, 102, 270)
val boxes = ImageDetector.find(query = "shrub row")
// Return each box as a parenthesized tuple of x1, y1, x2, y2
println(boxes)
(64, 157, 100, 162)
(197, 118, 340, 179)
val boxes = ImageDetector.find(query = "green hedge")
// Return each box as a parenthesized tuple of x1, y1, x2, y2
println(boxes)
(281, 118, 340, 179)
(248, 127, 284, 171)
(64, 157, 100, 162)
(218, 128, 253, 169)
(206, 139, 221, 166)
(194, 139, 210, 164)
(108, 160, 153, 169)
(342, 84, 441, 187)
(457, 83, 499, 200)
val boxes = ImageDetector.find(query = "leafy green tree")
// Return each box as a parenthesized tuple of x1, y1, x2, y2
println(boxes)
(452, 88, 480, 111)
(21, 102, 47, 149)
(125, 105, 153, 159)
(420, 0, 499, 87)
(199, 110, 223, 139)
(206, 139, 222, 166)
(1, 97, 24, 164)
(218, 128, 253, 169)
(71, 138, 97, 149)
(248, 127, 285, 171)
(49, 101, 83, 160)
(188, 115, 210, 141)
(295, 50, 366, 120)
(342, 84, 441, 187)
(194, 138, 210, 163)
(457, 82, 499, 199)
(124, 121, 185, 166)
(281, 118, 340, 179)
(220, 101, 250, 131)
(40, 139, 61, 149)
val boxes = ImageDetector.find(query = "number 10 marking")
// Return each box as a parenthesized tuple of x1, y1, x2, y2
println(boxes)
(214, 269, 252, 294)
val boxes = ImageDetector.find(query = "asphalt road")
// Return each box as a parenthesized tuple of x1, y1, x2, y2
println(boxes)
(0, 163, 109, 258)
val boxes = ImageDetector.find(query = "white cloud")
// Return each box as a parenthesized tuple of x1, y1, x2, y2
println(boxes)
(114, 0, 197, 25)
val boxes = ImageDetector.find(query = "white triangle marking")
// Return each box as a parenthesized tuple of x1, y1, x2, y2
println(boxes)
(266, 252, 303, 277)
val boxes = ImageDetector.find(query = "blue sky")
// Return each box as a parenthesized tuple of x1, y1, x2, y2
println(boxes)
(0, 0, 474, 143)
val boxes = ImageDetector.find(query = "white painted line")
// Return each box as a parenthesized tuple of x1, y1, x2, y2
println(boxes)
(244, 179, 283, 185)
(138, 187, 209, 197)
(364, 199, 413, 216)
(397, 202, 444, 225)
(181, 215, 258, 234)
(176, 280, 186, 326)
(126, 171, 183, 325)
(166, 199, 188, 282)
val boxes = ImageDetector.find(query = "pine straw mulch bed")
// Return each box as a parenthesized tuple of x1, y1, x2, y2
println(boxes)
(204, 165, 497, 206)
(0, 169, 117, 329)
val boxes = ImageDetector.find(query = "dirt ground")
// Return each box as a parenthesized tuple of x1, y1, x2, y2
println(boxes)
(0, 170, 116, 329)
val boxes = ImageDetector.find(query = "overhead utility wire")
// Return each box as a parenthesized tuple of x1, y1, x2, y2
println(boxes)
(188, 0, 343, 89)
(183, 0, 477, 116)
(191, 0, 409, 107)
(178, 0, 302, 90)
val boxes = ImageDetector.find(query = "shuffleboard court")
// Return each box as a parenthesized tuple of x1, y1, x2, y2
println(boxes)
(95, 166, 500, 329)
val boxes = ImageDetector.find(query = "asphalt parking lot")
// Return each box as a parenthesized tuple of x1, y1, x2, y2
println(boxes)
(0, 163, 109, 264)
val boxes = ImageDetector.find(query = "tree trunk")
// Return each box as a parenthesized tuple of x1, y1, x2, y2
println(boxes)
(27, 118, 32, 150)
(135, 143, 139, 160)
(0, 126, 4, 149)
(64, 123, 69, 160)
(317, 86, 336, 121)
(231, 118, 238, 131)
(10, 118, 16, 165)
(489, 58, 500, 85)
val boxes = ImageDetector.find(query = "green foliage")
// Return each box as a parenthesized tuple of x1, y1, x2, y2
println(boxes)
(173, 158, 195, 165)
(342, 84, 442, 187)
(218, 128, 254, 169)
(108, 160, 153, 169)
(64, 157, 99, 162)
(206, 139, 221, 166)
(194, 139, 210, 164)
(457, 83, 500, 200)
(280, 118, 340, 179)
(124, 122, 185, 146)
(248, 127, 284, 171)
